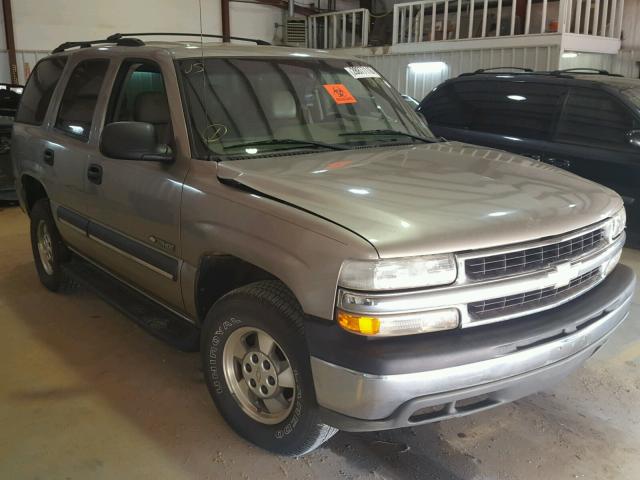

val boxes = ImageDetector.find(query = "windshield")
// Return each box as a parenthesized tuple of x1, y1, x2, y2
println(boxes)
(178, 57, 436, 158)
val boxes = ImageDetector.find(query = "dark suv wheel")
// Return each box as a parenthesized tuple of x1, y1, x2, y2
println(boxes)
(201, 280, 338, 456)
(29, 198, 76, 292)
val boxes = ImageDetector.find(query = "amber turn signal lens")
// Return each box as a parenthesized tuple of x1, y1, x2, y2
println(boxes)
(336, 309, 381, 335)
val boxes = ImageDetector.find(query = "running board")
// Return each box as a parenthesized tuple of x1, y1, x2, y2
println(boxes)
(62, 256, 200, 352)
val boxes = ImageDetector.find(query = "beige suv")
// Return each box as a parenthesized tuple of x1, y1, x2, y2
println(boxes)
(12, 33, 635, 456)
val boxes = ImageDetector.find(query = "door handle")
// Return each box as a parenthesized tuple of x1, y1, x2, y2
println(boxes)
(546, 157, 571, 169)
(43, 148, 54, 166)
(87, 163, 103, 185)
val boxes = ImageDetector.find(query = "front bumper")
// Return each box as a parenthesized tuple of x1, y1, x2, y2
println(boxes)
(309, 264, 635, 432)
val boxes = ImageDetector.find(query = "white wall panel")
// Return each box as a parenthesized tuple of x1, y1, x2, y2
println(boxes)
(0, 0, 285, 83)
(2, 0, 283, 51)
(621, 0, 640, 48)
(559, 50, 639, 77)
(358, 46, 561, 98)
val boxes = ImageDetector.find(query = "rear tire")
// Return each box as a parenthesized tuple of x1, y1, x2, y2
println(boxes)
(201, 280, 338, 456)
(30, 199, 77, 293)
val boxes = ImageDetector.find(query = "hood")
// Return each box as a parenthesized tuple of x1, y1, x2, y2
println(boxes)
(217, 143, 622, 258)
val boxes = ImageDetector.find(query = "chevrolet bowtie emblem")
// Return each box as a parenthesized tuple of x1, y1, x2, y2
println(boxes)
(548, 262, 574, 289)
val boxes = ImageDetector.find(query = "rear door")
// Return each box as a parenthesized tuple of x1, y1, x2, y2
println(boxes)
(13, 57, 68, 207)
(419, 78, 567, 161)
(545, 86, 640, 235)
(82, 57, 188, 310)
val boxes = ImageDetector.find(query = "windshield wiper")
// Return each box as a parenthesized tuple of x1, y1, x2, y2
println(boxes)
(224, 138, 347, 152)
(339, 129, 438, 144)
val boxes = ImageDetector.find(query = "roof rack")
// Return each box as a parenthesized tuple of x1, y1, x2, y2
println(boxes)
(107, 32, 271, 46)
(458, 67, 534, 77)
(549, 68, 623, 77)
(52, 31, 271, 53)
(474, 67, 533, 73)
(52, 37, 143, 53)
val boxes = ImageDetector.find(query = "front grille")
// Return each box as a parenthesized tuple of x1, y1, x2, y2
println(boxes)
(465, 228, 604, 282)
(468, 268, 601, 320)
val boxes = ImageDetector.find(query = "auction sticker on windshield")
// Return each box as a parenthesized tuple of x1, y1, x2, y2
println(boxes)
(344, 66, 380, 79)
(323, 84, 357, 104)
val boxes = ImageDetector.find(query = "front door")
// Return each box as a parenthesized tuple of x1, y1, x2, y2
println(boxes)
(83, 58, 189, 310)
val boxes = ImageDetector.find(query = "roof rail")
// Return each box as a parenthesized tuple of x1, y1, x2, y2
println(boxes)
(52, 37, 143, 53)
(550, 68, 623, 77)
(474, 67, 533, 73)
(52, 31, 271, 54)
(107, 32, 271, 46)
(458, 67, 534, 77)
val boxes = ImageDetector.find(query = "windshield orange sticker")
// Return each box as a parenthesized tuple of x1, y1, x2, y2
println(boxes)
(323, 84, 357, 104)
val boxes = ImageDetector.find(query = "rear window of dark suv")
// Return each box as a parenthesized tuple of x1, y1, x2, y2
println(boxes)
(16, 57, 67, 125)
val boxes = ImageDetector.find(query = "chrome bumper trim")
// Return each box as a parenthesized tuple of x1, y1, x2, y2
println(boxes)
(313, 288, 632, 420)
(337, 233, 625, 327)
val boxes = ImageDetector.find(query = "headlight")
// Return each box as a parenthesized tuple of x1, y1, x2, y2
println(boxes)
(338, 254, 457, 291)
(607, 207, 626, 241)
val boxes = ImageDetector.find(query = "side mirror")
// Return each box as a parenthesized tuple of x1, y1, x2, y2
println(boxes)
(627, 129, 640, 148)
(100, 121, 174, 162)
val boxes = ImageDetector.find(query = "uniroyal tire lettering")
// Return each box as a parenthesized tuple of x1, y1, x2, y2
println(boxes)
(209, 317, 241, 394)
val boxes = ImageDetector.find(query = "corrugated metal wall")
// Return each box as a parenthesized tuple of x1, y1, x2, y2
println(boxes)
(621, 0, 640, 49)
(559, 50, 639, 78)
(360, 46, 562, 99)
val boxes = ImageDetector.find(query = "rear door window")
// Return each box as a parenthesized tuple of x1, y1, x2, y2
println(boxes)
(55, 59, 110, 141)
(556, 87, 637, 148)
(442, 80, 567, 140)
(15, 57, 68, 125)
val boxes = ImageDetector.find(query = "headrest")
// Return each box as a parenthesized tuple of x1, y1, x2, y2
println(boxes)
(134, 92, 170, 124)
(271, 91, 297, 120)
(58, 96, 96, 123)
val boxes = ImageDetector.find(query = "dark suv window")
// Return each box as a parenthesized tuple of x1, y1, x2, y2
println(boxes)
(418, 84, 468, 128)
(15, 57, 67, 125)
(55, 59, 109, 140)
(556, 87, 636, 148)
(424, 80, 567, 140)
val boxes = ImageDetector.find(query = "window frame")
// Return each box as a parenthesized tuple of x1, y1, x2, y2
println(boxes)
(53, 58, 111, 142)
(552, 85, 639, 151)
(15, 56, 69, 126)
(104, 58, 169, 126)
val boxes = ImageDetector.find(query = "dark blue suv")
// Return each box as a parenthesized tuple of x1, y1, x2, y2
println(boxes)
(417, 69, 640, 244)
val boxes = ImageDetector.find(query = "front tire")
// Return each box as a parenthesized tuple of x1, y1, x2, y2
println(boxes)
(30, 199, 76, 292)
(201, 280, 338, 456)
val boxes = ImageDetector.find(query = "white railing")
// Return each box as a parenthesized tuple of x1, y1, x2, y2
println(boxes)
(392, 0, 624, 45)
(563, 0, 624, 37)
(308, 8, 370, 49)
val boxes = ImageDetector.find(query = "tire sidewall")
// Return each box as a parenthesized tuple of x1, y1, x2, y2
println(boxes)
(30, 199, 68, 291)
(201, 292, 319, 452)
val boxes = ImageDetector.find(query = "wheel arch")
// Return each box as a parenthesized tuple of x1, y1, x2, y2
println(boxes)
(21, 174, 49, 214)
(194, 254, 303, 324)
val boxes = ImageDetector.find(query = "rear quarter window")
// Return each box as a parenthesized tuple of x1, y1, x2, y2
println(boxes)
(15, 57, 68, 125)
